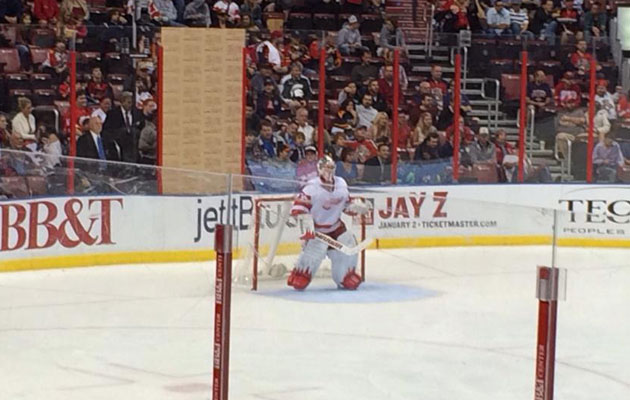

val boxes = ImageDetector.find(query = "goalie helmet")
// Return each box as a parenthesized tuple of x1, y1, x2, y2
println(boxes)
(317, 155, 336, 183)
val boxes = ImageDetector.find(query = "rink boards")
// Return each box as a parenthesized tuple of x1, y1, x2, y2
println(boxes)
(1, 184, 630, 272)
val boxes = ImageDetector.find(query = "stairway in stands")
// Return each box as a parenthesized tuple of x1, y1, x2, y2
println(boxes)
(385, 0, 563, 180)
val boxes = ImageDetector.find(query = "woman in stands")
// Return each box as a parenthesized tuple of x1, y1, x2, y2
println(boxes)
(11, 98, 37, 148)
(335, 148, 362, 184)
(0, 113, 10, 148)
(412, 112, 438, 148)
(368, 112, 391, 145)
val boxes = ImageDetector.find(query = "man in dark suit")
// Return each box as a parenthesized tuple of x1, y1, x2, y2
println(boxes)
(364, 143, 392, 183)
(77, 116, 119, 161)
(102, 91, 142, 163)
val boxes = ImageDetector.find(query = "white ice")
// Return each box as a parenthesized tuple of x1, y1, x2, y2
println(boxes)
(1, 246, 629, 400)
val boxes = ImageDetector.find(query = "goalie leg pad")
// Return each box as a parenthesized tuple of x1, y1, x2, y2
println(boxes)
(328, 231, 359, 287)
(341, 270, 362, 290)
(288, 239, 328, 289)
(287, 268, 312, 290)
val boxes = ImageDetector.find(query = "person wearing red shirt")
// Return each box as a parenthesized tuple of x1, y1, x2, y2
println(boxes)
(427, 64, 448, 111)
(554, 71, 582, 110)
(63, 90, 91, 137)
(570, 40, 601, 75)
(86, 67, 113, 103)
(344, 125, 378, 162)
(377, 64, 403, 111)
(33, 0, 59, 24)
(444, 116, 474, 144)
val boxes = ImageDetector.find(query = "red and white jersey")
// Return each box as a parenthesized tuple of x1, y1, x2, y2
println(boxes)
(291, 176, 350, 234)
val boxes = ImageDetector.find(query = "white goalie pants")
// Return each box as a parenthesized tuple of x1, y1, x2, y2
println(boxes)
(295, 230, 358, 286)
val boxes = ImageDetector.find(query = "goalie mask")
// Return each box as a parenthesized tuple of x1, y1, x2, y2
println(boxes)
(317, 155, 335, 183)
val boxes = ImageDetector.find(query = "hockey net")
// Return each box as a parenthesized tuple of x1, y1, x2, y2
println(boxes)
(234, 195, 367, 290)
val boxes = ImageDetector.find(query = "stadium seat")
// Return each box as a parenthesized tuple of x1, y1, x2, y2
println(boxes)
(338, 56, 360, 75)
(537, 60, 562, 80)
(489, 59, 515, 80)
(104, 52, 129, 75)
(618, 165, 630, 183)
(30, 28, 56, 48)
(360, 15, 384, 33)
(6, 74, 30, 91)
(313, 14, 337, 31)
(8, 89, 32, 111)
(30, 46, 50, 66)
(500, 39, 521, 61)
(0, 48, 21, 73)
(33, 89, 56, 106)
(327, 99, 339, 114)
(27, 176, 47, 196)
(329, 75, 350, 90)
(287, 13, 313, 30)
(79, 52, 102, 74)
(33, 105, 61, 134)
(515, 58, 535, 76)
(472, 162, 498, 183)
(31, 73, 53, 90)
(1, 25, 17, 45)
(527, 40, 552, 61)
(469, 39, 496, 74)
(501, 74, 521, 101)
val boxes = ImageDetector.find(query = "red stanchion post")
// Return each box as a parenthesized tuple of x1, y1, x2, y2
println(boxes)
(391, 49, 400, 184)
(241, 47, 247, 175)
(518, 51, 528, 183)
(586, 58, 597, 183)
(67, 50, 77, 194)
(157, 45, 164, 194)
(318, 46, 326, 157)
(534, 266, 560, 400)
(213, 224, 233, 400)
(452, 52, 462, 182)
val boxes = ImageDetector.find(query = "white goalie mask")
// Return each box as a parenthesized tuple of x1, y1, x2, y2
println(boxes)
(317, 155, 336, 183)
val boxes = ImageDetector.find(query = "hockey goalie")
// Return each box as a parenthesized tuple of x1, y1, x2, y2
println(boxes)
(287, 156, 370, 291)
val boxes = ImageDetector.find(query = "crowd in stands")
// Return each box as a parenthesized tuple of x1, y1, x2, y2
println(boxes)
(0, 0, 627, 198)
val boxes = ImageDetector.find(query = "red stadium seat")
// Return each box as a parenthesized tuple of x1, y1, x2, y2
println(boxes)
(6, 73, 30, 90)
(1, 177, 29, 198)
(27, 176, 47, 195)
(33, 89, 56, 106)
(472, 162, 498, 183)
(0, 48, 21, 73)
(30, 28, 56, 48)
(30, 46, 50, 66)
(31, 73, 54, 90)
(501, 74, 521, 102)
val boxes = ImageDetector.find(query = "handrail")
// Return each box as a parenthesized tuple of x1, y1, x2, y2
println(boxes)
(480, 78, 500, 129)
(528, 106, 536, 159)
(425, 4, 435, 59)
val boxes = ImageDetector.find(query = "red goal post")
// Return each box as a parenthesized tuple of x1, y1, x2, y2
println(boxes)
(250, 195, 368, 291)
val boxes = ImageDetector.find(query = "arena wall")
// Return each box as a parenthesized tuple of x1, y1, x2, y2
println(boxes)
(1, 184, 629, 272)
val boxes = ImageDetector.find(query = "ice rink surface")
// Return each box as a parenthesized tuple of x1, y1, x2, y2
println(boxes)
(1, 246, 630, 400)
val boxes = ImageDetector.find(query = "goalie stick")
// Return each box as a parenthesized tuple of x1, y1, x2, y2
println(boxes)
(309, 231, 373, 255)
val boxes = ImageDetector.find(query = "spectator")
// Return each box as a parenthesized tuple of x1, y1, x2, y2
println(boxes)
(530, 0, 558, 45)
(509, 1, 534, 38)
(258, 120, 279, 159)
(486, 0, 511, 37)
(239, 14, 260, 32)
(327, 132, 347, 160)
(138, 102, 157, 165)
(213, 0, 240, 25)
(396, 113, 412, 152)
(100, 9, 130, 53)
(338, 81, 359, 105)
(290, 131, 306, 162)
(295, 107, 315, 146)
(570, 40, 600, 75)
(296, 145, 318, 182)
(103, 92, 142, 163)
(436, 0, 470, 33)
(427, 65, 448, 110)
(379, 62, 408, 91)
(364, 143, 392, 183)
(256, 31, 284, 70)
(583, 2, 607, 42)
(412, 81, 434, 106)
(332, 99, 359, 134)
(414, 132, 451, 161)
(91, 97, 112, 124)
(346, 125, 378, 162)
(0, 113, 10, 148)
(250, 63, 276, 98)
(336, 148, 362, 183)
(378, 17, 407, 60)
(351, 49, 379, 87)
(616, 88, 630, 139)
(274, 120, 296, 147)
(0, 0, 23, 23)
(356, 93, 379, 128)
(378, 64, 403, 110)
(34, 0, 59, 25)
(440, 79, 472, 130)
(37, 125, 62, 170)
(41, 41, 68, 82)
(280, 62, 313, 109)
(12, 98, 37, 145)
(559, 0, 581, 42)
(86, 67, 113, 103)
(554, 71, 582, 110)
(368, 112, 391, 145)
(76, 116, 119, 161)
(362, 78, 387, 112)
(527, 70, 555, 147)
(445, 116, 475, 144)
(471, 127, 497, 163)
(594, 81, 617, 122)
(412, 112, 438, 147)
(494, 129, 515, 166)
(593, 132, 624, 182)
(59, 0, 89, 37)
(256, 78, 282, 118)
(410, 93, 440, 128)
(149, 0, 184, 26)
(240, 0, 262, 27)
(274, 144, 294, 166)
(337, 15, 363, 56)
(63, 90, 91, 137)
(184, 0, 210, 27)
